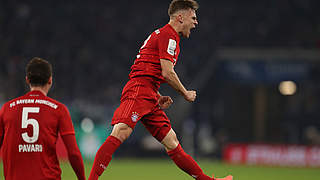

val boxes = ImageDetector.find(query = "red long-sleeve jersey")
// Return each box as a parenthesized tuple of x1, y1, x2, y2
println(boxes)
(0, 90, 85, 180)
(129, 24, 181, 84)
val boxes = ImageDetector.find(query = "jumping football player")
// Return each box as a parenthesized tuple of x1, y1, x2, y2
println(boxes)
(89, 0, 233, 180)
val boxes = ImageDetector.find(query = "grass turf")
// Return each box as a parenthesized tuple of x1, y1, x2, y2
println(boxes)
(1, 158, 319, 179)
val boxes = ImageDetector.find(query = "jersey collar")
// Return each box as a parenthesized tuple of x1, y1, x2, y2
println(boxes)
(167, 24, 180, 40)
(26, 90, 46, 97)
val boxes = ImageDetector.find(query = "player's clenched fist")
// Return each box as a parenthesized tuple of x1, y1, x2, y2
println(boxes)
(158, 96, 173, 109)
(184, 90, 196, 102)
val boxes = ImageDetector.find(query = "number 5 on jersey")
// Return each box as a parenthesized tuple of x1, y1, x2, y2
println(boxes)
(22, 107, 40, 143)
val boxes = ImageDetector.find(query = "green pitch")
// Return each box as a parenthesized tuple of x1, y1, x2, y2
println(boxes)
(1, 158, 319, 179)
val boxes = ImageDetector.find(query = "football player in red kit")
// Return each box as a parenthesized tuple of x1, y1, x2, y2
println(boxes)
(89, 0, 232, 180)
(0, 58, 86, 180)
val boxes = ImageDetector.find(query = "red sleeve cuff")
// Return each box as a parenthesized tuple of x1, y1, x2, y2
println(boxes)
(160, 56, 175, 64)
(60, 131, 75, 136)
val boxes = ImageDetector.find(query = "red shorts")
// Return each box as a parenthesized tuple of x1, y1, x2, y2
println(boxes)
(112, 77, 171, 142)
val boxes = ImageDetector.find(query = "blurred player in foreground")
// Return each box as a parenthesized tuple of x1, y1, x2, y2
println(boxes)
(0, 58, 86, 180)
(89, 0, 232, 180)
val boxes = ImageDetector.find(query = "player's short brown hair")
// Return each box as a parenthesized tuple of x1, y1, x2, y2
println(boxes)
(168, 0, 199, 16)
(26, 57, 52, 87)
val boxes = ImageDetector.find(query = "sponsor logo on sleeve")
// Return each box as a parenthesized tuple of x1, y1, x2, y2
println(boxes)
(167, 39, 176, 56)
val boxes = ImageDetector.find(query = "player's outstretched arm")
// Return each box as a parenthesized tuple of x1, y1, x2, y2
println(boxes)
(61, 134, 86, 180)
(160, 59, 196, 102)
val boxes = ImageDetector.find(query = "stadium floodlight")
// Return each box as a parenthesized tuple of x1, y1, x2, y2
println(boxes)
(81, 117, 95, 133)
(278, 81, 297, 95)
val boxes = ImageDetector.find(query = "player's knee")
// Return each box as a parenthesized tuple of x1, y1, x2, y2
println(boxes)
(111, 123, 133, 142)
(111, 130, 131, 142)
(167, 136, 179, 150)
(162, 130, 180, 151)
(116, 134, 128, 142)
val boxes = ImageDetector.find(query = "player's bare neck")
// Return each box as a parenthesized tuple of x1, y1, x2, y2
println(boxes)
(30, 86, 48, 96)
(168, 20, 182, 36)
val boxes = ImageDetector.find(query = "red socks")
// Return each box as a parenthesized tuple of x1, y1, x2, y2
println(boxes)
(89, 137, 211, 180)
(88, 136, 122, 180)
(167, 144, 212, 180)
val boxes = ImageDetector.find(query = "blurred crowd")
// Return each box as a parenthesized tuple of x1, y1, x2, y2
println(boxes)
(0, 0, 320, 149)
(1, 0, 319, 101)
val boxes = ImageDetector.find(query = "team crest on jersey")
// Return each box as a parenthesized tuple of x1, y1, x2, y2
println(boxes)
(131, 112, 139, 122)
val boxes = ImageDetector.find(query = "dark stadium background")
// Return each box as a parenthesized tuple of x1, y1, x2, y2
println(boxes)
(0, 0, 320, 164)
